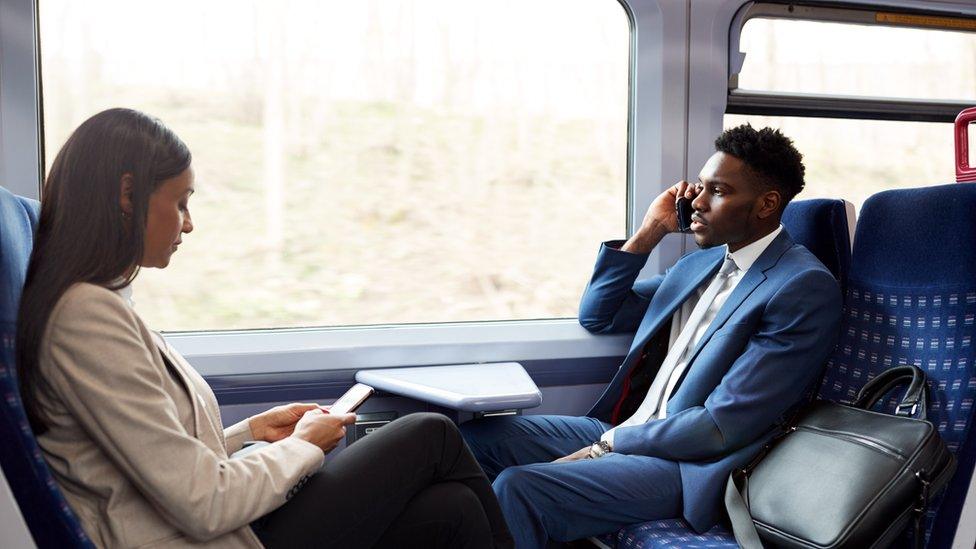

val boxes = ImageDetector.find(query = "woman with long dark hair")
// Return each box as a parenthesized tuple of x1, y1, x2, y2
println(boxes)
(17, 108, 512, 549)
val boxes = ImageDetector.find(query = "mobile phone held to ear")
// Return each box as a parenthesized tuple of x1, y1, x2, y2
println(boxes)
(675, 197, 694, 233)
(327, 383, 375, 415)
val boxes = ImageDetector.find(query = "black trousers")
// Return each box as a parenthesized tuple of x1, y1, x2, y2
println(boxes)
(251, 413, 514, 549)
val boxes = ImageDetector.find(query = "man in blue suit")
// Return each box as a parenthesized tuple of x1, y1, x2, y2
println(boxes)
(461, 125, 843, 548)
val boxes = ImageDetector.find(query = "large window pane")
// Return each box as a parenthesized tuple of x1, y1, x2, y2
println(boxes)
(725, 115, 955, 211)
(40, 0, 630, 331)
(738, 17, 976, 102)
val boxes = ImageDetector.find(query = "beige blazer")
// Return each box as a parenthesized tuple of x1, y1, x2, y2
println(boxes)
(34, 283, 324, 548)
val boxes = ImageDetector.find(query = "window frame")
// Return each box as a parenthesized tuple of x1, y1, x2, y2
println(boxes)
(0, 0, 42, 199)
(727, 1, 976, 123)
(1, 0, 700, 374)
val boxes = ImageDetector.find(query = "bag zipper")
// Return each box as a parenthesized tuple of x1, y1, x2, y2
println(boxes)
(796, 424, 906, 460)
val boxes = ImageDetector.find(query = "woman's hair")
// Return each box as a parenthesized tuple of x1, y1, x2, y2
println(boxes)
(17, 108, 191, 434)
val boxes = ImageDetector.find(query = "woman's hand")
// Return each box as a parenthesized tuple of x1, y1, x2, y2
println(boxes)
(249, 403, 321, 442)
(291, 408, 357, 455)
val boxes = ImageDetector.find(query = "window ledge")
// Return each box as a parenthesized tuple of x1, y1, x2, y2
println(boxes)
(164, 319, 633, 377)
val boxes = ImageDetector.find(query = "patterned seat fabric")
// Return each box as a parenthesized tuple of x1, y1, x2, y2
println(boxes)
(598, 198, 852, 548)
(0, 185, 93, 547)
(597, 520, 735, 549)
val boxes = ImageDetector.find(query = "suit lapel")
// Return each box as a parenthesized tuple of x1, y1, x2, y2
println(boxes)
(151, 332, 205, 438)
(684, 231, 795, 365)
(629, 248, 725, 358)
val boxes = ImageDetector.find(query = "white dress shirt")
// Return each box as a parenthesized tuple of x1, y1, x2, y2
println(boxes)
(602, 225, 784, 446)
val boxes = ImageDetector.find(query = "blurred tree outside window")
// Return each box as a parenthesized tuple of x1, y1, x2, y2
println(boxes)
(39, 0, 630, 331)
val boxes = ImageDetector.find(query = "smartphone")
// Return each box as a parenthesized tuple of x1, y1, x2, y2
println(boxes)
(675, 197, 694, 233)
(327, 383, 375, 415)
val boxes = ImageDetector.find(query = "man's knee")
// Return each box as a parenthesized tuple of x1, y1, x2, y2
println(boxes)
(493, 465, 538, 503)
(493, 465, 556, 542)
(459, 414, 523, 448)
(459, 415, 524, 477)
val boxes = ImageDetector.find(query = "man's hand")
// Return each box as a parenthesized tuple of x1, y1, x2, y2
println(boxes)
(622, 181, 698, 254)
(249, 403, 320, 442)
(552, 446, 592, 463)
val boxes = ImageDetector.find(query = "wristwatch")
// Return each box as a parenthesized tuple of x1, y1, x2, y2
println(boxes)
(588, 440, 612, 459)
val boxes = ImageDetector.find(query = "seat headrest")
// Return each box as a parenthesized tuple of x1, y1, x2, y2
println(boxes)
(852, 183, 976, 288)
(0, 186, 40, 324)
(781, 198, 852, 286)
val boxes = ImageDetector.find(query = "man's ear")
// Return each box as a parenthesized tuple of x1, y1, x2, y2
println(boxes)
(756, 190, 781, 220)
(119, 174, 134, 217)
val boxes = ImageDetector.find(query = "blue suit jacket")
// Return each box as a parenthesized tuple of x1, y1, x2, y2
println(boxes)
(578, 230, 842, 532)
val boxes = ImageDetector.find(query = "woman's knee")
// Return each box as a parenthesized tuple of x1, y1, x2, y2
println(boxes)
(426, 482, 485, 519)
(397, 411, 452, 426)
(396, 412, 457, 439)
(383, 482, 492, 548)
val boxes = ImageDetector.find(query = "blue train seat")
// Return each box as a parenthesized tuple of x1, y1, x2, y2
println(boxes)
(0, 186, 93, 547)
(818, 184, 976, 549)
(598, 197, 853, 548)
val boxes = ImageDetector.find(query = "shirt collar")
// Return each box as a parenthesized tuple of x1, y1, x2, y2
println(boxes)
(113, 281, 136, 309)
(725, 224, 784, 273)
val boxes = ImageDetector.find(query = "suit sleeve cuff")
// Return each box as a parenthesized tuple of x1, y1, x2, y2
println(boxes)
(600, 240, 651, 260)
(223, 419, 254, 454)
(609, 423, 651, 455)
(276, 436, 326, 475)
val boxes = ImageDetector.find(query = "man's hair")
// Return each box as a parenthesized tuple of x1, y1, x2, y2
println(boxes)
(715, 124, 805, 206)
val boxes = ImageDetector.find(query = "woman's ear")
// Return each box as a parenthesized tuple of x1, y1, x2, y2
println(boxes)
(119, 174, 134, 218)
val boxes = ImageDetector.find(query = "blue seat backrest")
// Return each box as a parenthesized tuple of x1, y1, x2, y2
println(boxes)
(818, 183, 976, 549)
(0, 186, 93, 547)
(781, 198, 851, 289)
(599, 197, 853, 549)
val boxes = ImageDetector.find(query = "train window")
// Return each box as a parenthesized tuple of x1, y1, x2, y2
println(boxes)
(39, 0, 630, 331)
(736, 17, 976, 102)
(727, 6, 976, 210)
(723, 115, 954, 210)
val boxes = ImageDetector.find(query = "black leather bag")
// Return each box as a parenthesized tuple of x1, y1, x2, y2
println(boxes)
(725, 366, 956, 548)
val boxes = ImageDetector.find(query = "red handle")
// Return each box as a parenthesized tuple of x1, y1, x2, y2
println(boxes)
(956, 107, 976, 183)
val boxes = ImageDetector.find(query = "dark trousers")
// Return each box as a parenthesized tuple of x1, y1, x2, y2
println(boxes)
(252, 413, 514, 549)
(460, 415, 683, 549)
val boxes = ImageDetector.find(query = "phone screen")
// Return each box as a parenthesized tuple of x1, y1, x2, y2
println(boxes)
(675, 197, 694, 233)
(328, 383, 375, 415)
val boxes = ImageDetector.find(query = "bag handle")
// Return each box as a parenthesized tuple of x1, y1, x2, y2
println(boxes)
(852, 365, 928, 419)
(725, 471, 765, 549)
